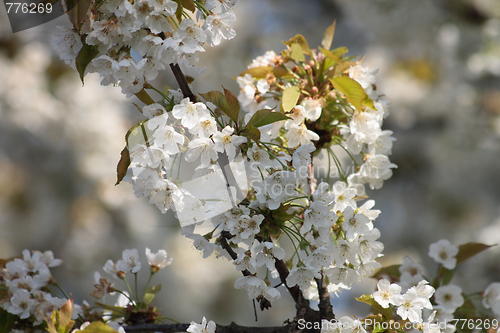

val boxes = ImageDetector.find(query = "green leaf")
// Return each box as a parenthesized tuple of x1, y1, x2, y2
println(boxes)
(45, 300, 76, 333)
(180, 0, 196, 11)
(290, 43, 305, 62)
(125, 119, 151, 150)
(58, 299, 75, 331)
(321, 21, 336, 50)
(327, 61, 356, 78)
(245, 126, 261, 143)
(283, 34, 311, 56)
(272, 204, 298, 222)
(143, 284, 162, 306)
(373, 264, 401, 280)
(223, 86, 240, 123)
(456, 242, 495, 266)
(200, 90, 226, 109)
(331, 46, 349, 58)
(134, 89, 155, 105)
(356, 294, 393, 320)
(0, 309, 16, 333)
(363, 314, 385, 331)
(94, 302, 127, 316)
(246, 109, 290, 128)
(174, 0, 183, 22)
(237, 66, 273, 79)
(116, 147, 130, 185)
(441, 267, 455, 285)
(363, 95, 376, 110)
(330, 76, 366, 111)
(75, 40, 99, 84)
(80, 322, 119, 333)
(320, 47, 340, 63)
(282, 86, 301, 112)
(433, 243, 493, 287)
(272, 66, 295, 79)
(200, 90, 239, 123)
(372, 325, 386, 333)
(67, 0, 94, 33)
(454, 299, 476, 319)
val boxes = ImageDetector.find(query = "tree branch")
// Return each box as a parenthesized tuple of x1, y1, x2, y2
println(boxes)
(314, 273, 334, 321)
(124, 322, 292, 333)
(219, 231, 272, 311)
(307, 154, 334, 322)
(169, 63, 196, 102)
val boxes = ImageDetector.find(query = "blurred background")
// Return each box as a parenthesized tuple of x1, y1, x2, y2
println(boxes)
(1, 0, 500, 327)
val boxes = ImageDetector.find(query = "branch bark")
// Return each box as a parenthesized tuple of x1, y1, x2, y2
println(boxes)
(307, 154, 334, 322)
(124, 322, 292, 333)
(169, 63, 196, 102)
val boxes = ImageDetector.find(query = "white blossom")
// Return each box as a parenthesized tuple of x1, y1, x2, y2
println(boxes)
(428, 239, 459, 270)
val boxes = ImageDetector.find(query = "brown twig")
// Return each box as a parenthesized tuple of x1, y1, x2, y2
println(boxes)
(307, 154, 334, 322)
(124, 322, 291, 333)
(169, 63, 196, 102)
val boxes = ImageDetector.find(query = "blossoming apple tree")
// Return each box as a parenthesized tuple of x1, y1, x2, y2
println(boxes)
(1, 0, 499, 333)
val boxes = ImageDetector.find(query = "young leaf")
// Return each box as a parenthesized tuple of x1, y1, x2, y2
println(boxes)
(246, 109, 290, 128)
(76, 40, 99, 84)
(456, 242, 495, 266)
(327, 61, 356, 78)
(180, 0, 196, 12)
(320, 47, 340, 63)
(174, 0, 183, 22)
(283, 34, 311, 56)
(79, 322, 120, 333)
(223, 86, 240, 123)
(282, 86, 301, 112)
(58, 298, 75, 330)
(200, 90, 226, 109)
(45, 299, 76, 333)
(373, 264, 401, 280)
(321, 21, 336, 50)
(356, 294, 393, 320)
(363, 95, 376, 110)
(67, 0, 94, 33)
(94, 302, 129, 316)
(0, 309, 16, 333)
(143, 284, 162, 306)
(331, 46, 349, 58)
(245, 126, 261, 143)
(330, 76, 366, 112)
(116, 147, 130, 185)
(125, 119, 149, 146)
(238, 66, 273, 79)
(440, 267, 455, 285)
(290, 43, 305, 62)
(134, 89, 155, 105)
(272, 66, 295, 79)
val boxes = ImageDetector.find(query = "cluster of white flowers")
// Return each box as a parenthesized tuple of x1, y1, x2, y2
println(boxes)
(236, 57, 397, 191)
(483, 283, 500, 317)
(92, 247, 172, 304)
(342, 66, 396, 190)
(117, 44, 398, 303)
(100, 247, 172, 279)
(0, 250, 73, 324)
(386, 239, 500, 327)
(374, 278, 434, 323)
(52, 0, 238, 96)
(124, 99, 249, 227)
